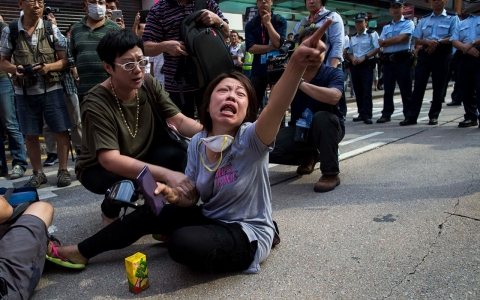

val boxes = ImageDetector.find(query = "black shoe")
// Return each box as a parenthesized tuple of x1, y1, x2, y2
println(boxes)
(446, 101, 462, 106)
(353, 116, 363, 122)
(399, 118, 417, 126)
(376, 116, 391, 123)
(378, 86, 384, 90)
(428, 118, 438, 125)
(43, 153, 58, 166)
(364, 119, 373, 124)
(458, 119, 478, 127)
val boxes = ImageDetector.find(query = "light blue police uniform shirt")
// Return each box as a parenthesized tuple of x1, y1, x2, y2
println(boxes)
(413, 9, 459, 41)
(450, 15, 480, 43)
(347, 30, 380, 57)
(380, 16, 414, 53)
(293, 8, 345, 65)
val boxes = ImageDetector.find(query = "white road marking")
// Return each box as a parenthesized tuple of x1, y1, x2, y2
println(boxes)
(339, 142, 386, 161)
(340, 132, 384, 146)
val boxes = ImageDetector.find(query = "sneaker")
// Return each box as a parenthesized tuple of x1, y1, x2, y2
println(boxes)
(43, 154, 58, 166)
(9, 165, 25, 180)
(57, 169, 71, 187)
(24, 171, 48, 188)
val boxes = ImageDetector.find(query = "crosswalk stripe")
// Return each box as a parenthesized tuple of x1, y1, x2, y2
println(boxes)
(339, 142, 386, 161)
(38, 180, 83, 200)
(0, 168, 75, 188)
(340, 132, 383, 146)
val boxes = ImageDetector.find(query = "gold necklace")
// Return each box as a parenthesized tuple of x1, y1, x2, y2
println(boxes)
(110, 79, 139, 138)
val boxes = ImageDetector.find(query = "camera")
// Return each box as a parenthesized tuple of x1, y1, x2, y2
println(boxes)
(43, 6, 60, 16)
(17, 63, 44, 80)
(266, 40, 295, 85)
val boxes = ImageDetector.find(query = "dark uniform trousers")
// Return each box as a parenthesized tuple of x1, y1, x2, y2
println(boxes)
(381, 53, 413, 118)
(351, 59, 375, 119)
(408, 48, 451, 120)
(269, 111, 344, 175)
(457, 51, 480, 121)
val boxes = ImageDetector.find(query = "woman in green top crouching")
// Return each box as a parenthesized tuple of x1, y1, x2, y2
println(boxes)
(75, 29, 202, 225)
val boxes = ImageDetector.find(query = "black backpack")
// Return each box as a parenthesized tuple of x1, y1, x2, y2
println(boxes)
(175, 1, 233, 91)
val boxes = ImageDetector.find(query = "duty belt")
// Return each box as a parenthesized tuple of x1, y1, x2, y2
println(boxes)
(381, 50, 412, 64)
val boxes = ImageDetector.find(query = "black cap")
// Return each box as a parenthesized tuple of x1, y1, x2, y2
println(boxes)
(354, 12, 368, 21)
(390, 0, 404, 6)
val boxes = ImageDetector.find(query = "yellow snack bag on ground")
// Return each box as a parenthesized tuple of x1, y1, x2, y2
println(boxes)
(125, 252, 149, 294)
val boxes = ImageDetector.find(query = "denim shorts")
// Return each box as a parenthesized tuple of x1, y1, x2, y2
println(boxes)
(16, 88, 71, 135)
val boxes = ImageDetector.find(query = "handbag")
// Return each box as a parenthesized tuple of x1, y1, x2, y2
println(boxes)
(143, 74, 190, 151)
(0, 186, 39, 225)
(462, 0, 480, 15)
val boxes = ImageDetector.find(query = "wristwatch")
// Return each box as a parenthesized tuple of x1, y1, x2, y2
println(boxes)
(298, 78, 305, 89)
(219, 21, 224, 29)
(437, 39, 442, 44)
(472, 40, 476, 45)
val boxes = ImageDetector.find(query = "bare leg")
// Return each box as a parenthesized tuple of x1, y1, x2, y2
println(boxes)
(54, 131, 70, 170)
(23, 201, 54, 228)
(25, 135, 42, 171)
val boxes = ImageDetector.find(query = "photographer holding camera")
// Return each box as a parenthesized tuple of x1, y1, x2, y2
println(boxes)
(244, 0, 287, 110)
(269, 27, 345, 193)
(0, 0, 72, 188)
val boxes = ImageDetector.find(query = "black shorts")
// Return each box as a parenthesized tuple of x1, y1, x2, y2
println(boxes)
(0, 215, 48, 299)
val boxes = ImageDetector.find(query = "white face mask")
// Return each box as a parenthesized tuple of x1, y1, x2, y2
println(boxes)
(198, 135, 235, 172)
(88, 4, 106, 21)
(200, 135, 234, 153)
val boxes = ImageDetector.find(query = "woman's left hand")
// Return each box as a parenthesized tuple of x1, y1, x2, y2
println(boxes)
(164, 170, 197, 200)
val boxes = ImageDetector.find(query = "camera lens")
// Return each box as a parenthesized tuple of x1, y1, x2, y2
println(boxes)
(44, 7, 52, 15)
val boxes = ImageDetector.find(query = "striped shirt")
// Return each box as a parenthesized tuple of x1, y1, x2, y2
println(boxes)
(62, 38, 77, 96)
(70, 16, 120, 96)
(142, 0, 228, 92)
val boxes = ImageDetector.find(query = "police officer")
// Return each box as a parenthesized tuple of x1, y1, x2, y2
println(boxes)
(451, 13, 480, 128)
(348, 12, 380, 124)
(401, 0, 459, 126)
(377, 0, 415, 123)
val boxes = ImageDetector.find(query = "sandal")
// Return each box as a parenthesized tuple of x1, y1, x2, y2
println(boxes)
(46, 244, 86, 270)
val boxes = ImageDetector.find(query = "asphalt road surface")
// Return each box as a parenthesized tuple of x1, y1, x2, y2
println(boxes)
(1, 86, 479, 299)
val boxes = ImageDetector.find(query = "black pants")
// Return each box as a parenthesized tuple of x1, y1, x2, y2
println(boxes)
(408, 51, 451, 120)
(80, 138, 187, 218)
(269, 111, 344, 175)
(351, 62, 375, 119)
(458, 53, 480, 121)
(168, 89, 205, 119)
(77, 205, 257, 273)
(381, 56, 413, 118)
(251, 75, 268, 109)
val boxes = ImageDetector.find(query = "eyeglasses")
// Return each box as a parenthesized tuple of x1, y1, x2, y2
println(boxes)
(115, 59, 149, 71)
(23, 0, 45, 6)
(86, 0, 107, 5)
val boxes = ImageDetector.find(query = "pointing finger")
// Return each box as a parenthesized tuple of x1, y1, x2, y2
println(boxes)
(305, 18, 333, 48)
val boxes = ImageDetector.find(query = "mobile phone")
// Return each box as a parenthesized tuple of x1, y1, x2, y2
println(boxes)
(139, 10, 149, 23)
(111, 10, 122, 21)
(136, 166, 166, 216)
